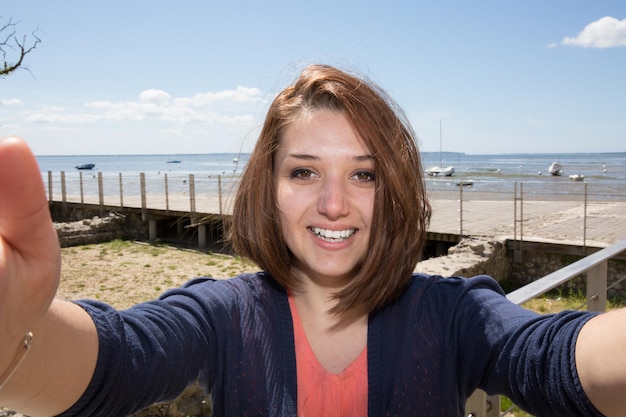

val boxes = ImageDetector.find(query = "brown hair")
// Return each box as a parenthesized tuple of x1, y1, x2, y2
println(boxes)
(230, 64, 431, 314)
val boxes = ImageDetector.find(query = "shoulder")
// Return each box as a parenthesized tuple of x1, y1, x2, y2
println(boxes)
(167, 272, 285, 299)
(378, 273, 513, 324)
(159, 272, 287, 310)
(405, 273, 506, 301)
(369, 274, 517, 362)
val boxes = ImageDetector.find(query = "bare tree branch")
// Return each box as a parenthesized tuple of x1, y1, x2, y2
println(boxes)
(1, 17, 42, 78)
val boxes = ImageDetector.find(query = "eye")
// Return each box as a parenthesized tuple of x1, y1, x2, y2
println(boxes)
(352, 170, 376, 182)
(290, 168, 318, 180)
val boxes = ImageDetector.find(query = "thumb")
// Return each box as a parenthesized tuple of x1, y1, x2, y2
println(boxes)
(0, 137, 57, 258)
(0, 137, 60, 366)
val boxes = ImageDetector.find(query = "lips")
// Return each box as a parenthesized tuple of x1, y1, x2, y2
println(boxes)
(310, 227, 356, 242)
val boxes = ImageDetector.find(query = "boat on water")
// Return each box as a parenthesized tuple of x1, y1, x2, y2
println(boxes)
(427, 166, 455, 176)
(549, 162, 563, 176)
(569, 174, 585, 181)
(426, 119, 455, 177)
(75, 163, 95, 170)
(456, 179, 474, 187)
(166, 160, 182, 164)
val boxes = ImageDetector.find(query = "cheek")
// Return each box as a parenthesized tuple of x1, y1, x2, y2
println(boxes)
(275, 182, 294, 216)
(275, 183, 299, 231)
(356, 192, 376, 226)
(275, 200, 301, 256)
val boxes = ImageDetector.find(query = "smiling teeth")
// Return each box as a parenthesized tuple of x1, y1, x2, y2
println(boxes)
(311, 227, 356, 241)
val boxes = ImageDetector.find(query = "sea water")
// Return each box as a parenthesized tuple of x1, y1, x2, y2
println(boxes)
(37, 153, 248, 199)
(37, 152, 626, 201)
(37, 153, 248, 176)
(422, 152, 625, 199)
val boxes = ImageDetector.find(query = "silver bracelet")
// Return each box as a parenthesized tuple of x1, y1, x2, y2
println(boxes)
(0, 332, 34, 391)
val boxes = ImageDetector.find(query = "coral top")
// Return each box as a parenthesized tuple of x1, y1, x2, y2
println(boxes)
(288, 293, 368, 417)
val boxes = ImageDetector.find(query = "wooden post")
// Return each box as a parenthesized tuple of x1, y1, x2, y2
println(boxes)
(97, 172, 104, 217)
(140, 173, 147, 222)
(513, 182, 517, 242)
(119, 173, 124, 208)
(189, 174, 196, 215)
(47, 171, 53, 202)
(61, 171, 67, 212)
(188, 174, 199, 246)
(519, 182, 524, 249)
(79, 171, 84, 204)
(198, 225, 207, 249)
(513, 182, 524, 263)
(458, 180, 463, 238)
(164, 173, 170, 213)
(218, 175, 223, 215)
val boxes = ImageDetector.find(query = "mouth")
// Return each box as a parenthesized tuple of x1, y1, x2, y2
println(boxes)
(310, 227, 356, 242)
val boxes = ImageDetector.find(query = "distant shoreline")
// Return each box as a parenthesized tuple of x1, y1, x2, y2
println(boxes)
(35, 151, 626, 157)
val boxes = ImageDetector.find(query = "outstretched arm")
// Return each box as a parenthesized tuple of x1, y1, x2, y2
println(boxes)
(0, 137, 98, 416)
(576, 308, 626, 417)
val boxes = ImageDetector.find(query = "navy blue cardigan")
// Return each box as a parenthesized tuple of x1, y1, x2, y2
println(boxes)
(61, 273, 603, 416)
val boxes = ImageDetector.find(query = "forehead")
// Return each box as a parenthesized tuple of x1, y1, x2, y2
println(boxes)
(278, 109, 371, 157)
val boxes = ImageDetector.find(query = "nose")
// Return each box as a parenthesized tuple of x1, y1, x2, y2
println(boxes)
(317, 177, 350, 219)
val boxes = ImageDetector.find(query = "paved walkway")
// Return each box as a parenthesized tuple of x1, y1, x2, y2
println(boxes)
(429, 198, 626, 247)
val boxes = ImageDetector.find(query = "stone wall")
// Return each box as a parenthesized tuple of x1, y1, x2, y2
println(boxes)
(130, 382, 211, 417)
(50, 205, 148, 247)
(416, 238, 511, 280)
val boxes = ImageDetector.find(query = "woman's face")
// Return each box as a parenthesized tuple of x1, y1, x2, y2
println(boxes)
(274, 109, 375, 289)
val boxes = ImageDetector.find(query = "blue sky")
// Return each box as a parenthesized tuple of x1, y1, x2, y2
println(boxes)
(1, 1, 625, 155)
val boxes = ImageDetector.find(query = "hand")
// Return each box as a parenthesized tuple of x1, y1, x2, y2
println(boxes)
(0, 137, 60, 371)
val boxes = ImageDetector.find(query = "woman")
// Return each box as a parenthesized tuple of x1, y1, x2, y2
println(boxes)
(0, 64, 624, 416)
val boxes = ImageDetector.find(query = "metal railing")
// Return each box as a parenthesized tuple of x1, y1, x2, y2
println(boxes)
(465, 237, 626, 417)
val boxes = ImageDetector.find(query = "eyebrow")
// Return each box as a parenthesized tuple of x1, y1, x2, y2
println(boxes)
(286, 153, 374, 162)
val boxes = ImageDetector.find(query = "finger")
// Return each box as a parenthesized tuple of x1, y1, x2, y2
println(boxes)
(0, 137, 56, 256)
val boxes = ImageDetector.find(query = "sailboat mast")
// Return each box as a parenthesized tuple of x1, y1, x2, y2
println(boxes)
(439, 118, 443, 166)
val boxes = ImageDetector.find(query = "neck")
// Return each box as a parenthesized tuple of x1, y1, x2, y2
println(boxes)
(288, 287, 368, 374)
(290, 284, 367, 331)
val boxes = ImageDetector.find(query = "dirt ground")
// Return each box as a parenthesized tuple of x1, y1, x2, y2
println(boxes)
(56, 240, 259, 309)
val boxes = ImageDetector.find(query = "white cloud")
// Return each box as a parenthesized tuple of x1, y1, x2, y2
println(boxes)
(174, 86, 263, 107)
(559, 16, 626, 48)
(139, 89, 172, 104)
(24, 87, 266, 126)
(27, 106, 102, 123)
(1, 98, 23, 106)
